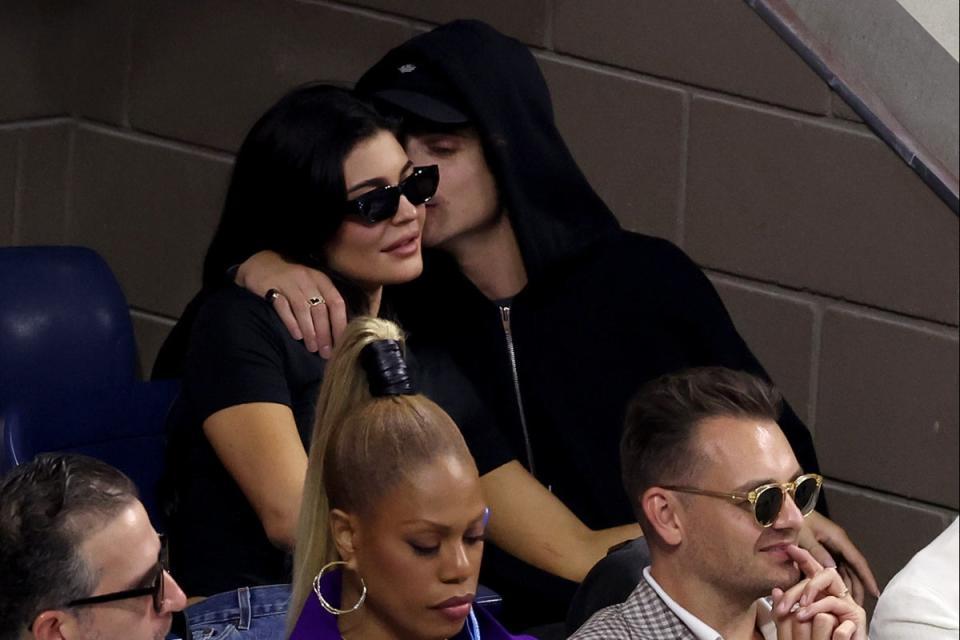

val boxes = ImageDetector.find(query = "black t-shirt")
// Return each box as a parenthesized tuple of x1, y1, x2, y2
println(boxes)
(163, 285, 512, 596)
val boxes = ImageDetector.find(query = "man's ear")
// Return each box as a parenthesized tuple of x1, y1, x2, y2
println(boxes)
(30, 610, 71, 640)
(642, 487, 684, 547)
(329, 508, 360, 570)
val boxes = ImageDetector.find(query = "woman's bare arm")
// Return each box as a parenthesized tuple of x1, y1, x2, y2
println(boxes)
(203, 402, 308, 550)
(480, 460, 642, 583)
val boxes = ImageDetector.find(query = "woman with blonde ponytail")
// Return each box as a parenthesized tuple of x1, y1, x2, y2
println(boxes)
(290, 317, 406, 614)
(289, 317, 532, 640)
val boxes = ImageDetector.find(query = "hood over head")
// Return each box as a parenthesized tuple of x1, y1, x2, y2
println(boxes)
(357, 20, 620, 283)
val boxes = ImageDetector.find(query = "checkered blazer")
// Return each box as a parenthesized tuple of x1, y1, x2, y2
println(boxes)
(567, 578, 698, 640)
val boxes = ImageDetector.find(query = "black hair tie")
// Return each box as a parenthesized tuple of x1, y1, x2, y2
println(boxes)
(360, 339, 417, 396)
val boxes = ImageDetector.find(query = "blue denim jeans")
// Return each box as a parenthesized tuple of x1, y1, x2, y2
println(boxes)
(182, 584, 290, 640)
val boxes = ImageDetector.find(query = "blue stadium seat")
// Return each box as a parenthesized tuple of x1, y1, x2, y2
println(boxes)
(0, 246, 178, 526)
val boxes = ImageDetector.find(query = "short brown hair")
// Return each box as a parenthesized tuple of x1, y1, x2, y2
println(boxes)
(0, 454, 139, 637)
(620, 367, 782, 532)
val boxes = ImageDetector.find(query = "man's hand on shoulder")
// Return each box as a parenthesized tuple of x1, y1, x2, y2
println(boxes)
(236, 250, 347, 358)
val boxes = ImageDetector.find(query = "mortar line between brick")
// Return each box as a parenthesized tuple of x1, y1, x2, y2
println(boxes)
(66, 3, 81, 119)
(543, 0, 556, 50)
(63, 123, 77, 243)
(11, 136, 24, 245)
(533, 50, 875, 138)
(704, 268, 960, 331)
(295, 0, 432, 30)
(675, 92, 690, 248)
(121, 3, 135, 129)
(535, 49, 833, 116)
(824, 477, 960, 514)
(0, 116, 74, 131)
(807, 300, 824, 434)
(76, 120, 235, 163)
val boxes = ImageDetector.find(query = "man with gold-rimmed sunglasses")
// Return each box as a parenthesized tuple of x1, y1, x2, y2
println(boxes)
(0, 453, 187, 640)
(660, 473, 824, 529)
(571, 367, 867, 640)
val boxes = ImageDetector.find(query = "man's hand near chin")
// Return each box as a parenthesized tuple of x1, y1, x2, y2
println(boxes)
(797, 511, 879, 604)
(772, 545, 869, 640)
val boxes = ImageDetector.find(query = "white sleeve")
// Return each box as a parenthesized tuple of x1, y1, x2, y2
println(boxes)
(870, 518, 959, 640)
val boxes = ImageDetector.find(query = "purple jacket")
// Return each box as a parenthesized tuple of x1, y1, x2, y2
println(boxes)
(290, 571, 534, 639)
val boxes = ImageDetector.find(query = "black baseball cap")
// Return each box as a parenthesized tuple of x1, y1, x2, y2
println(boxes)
(359, 55, 470, 126)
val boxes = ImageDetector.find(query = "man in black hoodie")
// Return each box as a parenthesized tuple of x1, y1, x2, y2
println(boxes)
(176, 20, 875, 633)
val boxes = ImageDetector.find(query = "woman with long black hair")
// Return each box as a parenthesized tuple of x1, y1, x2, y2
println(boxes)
(162, 85, 484, 639)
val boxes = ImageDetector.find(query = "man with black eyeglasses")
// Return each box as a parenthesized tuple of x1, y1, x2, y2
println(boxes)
(570, 367, 868, 640)
(0, 453, 187, 640)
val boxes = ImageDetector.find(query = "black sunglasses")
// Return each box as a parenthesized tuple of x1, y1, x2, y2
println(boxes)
(662, 473, 823, 528)
(344, 164, 439, 224)
(66, 534, 169, 613)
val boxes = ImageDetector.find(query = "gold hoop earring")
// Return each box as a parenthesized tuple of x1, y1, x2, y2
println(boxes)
(313, 560, 366, 615)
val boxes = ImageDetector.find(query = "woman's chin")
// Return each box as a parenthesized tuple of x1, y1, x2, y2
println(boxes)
(383, 258, 424, 285)
(346, 257, 423, 292)
(420, 618, 468, 640)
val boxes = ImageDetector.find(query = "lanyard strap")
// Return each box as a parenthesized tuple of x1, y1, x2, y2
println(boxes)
(466, 607, 481, 640)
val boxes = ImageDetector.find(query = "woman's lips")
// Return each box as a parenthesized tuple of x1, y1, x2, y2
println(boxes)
(430, 594, 474, 622)
(382, 233, 420, 257)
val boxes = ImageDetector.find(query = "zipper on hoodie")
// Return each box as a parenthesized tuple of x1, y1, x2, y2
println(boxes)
(499, 304, 537, 478)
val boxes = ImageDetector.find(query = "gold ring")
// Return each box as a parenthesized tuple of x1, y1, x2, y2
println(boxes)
(308, 296, 325, 306)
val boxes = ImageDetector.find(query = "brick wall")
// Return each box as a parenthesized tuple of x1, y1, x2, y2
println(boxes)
(2, 0, 957, 596)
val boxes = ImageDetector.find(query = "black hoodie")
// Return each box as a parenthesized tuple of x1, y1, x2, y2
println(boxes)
(358, 20, 822, 629)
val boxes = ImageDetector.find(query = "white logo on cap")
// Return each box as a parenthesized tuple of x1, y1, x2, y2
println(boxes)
(398, 64, 416, 73)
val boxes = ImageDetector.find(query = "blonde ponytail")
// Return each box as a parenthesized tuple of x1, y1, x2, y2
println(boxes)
(287, 316, 405, 632)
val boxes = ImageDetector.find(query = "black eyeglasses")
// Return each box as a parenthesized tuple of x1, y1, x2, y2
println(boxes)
(344, 164, 439, 224)
(66, 534, 170, 613)
(662, 473, 823, 528)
